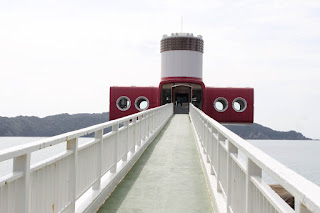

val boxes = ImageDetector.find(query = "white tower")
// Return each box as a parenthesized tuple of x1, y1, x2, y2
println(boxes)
(161, 33, 204, 81)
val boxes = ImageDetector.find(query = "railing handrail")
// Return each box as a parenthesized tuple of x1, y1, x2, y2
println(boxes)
(189, 104, 320, 212)
(0, 104, 168, 162)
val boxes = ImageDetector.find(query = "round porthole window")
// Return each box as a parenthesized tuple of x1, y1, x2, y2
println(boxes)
(135, 96, 149, 111)
(116, 96, 131, 111)
(232, 97, 247, 112)
(213, 97, 228, 112)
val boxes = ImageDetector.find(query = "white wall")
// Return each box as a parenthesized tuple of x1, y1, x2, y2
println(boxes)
(161, 50, 203, 79)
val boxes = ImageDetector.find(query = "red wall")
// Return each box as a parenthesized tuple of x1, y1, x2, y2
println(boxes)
(109, 87, 159, 120)
(203, 87, 254, 123)
(110, 85, 254, 123)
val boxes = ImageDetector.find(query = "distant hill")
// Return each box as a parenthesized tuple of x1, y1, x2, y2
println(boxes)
(0, 113, 109, 137)
(0, 112, 311, 140)
(224, 123, 311, 140)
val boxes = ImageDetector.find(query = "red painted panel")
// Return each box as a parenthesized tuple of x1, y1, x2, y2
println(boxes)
(110, 85, 254, 123)
(110, 87, 159, 120)
(203, 87, 254, 123)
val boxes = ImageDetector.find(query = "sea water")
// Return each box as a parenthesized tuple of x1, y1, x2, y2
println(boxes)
(248, 140, 320, 186)
(0, 137, 319, 186)
(0, 137, 92, 177)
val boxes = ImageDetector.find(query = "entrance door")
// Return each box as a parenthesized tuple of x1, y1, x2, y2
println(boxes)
(172, 85, 191, 114)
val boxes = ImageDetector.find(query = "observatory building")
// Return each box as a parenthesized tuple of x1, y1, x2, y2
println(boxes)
(110, 33, 254, 123)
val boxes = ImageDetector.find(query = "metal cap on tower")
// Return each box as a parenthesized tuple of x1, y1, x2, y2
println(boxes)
(161, 33, 204, 53)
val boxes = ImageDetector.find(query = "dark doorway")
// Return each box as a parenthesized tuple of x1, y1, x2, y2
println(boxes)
(172, 85, 191, 114)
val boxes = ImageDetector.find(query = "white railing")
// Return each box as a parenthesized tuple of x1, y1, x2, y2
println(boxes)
(0, 103, 173, 213)
(189, 104, 320, 213)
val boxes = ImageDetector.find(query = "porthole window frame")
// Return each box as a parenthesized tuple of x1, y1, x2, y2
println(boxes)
(116, 96, 131, 111)
(232, 97, 247, 112)
(135, 96, 150, 111)
(213, 97, 228, 112)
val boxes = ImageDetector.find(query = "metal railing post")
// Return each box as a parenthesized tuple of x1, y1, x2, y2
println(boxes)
(123, 120, 129, 161)
(201, 117, 205, 149)
(245, 159, 262, 213)
(110, 123, 118, 173)
(152, 111, 155, 132)
(67, 137, 78, 212)
(211, 127, 217, 175)
(131, 117, 137, 154)
(93, 129, 103, 190)
(146, 113, 150, 138)
(217, 133, 224, 193)
(13, 153, 31, 213)
(138, 115, 142, 146)
(156, 109, 159, 128)
(227, 140, 238, 213)
(205, 121, 210, 163)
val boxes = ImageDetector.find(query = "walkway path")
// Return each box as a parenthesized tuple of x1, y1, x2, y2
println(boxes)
(98, 114, 213, 213)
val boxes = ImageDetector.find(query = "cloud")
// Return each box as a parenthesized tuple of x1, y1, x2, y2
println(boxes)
(0, 0, 319, 138)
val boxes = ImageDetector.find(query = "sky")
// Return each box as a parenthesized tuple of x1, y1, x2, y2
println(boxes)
(0, 0, 319, 139)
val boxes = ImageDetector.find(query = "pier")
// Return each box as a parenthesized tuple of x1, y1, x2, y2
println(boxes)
(98, 115, 212, 212)
(1, 104, 320, 212)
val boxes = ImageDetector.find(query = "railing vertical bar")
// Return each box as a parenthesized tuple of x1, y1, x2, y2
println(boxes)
(66, 137, 78, 212)
(151, 111, 154, 133)
(144, 114, 146, 141)
(209, 125, 213, 175)
(93, 129, 103, 190)
(48, 165, 53, 213)
(46, 164, 51, 212)
(216, 133, 223, 193)
(227, 140, 238, 213)
(131, 117, 137, 154)
(148, 113, 151, 136)
(8, 178, 15, 212)
(146, 113, 149, 137)
(211, 127, 217, 175)
(62, 157, 67, 208)
(54, 159, 58, 212)
(246, 159, 262, 213)
(58, 159, 63, 211)
(153, 110, 155, 132)
(201, 117, 205, 149)
(147, 113, 150, 137)
(141, 115, 144, 143)
(13, 153, 31, 213)
(138, 115, 142, 146)
(206, 121, 210, 163)
(111, 124, 118, 173)
(123, 121, 129, 161)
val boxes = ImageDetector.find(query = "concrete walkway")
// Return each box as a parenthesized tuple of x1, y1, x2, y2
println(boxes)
(98, 115, 213, 213)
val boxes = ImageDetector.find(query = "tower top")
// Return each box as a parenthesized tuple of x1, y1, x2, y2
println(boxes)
(161, 32, 204, 53)
(162, 33, 203, 40)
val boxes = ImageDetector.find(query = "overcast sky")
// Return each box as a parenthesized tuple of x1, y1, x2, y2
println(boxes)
(0, 0, 319, 139)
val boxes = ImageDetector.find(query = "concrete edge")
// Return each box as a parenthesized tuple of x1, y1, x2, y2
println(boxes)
(189, 114, 226, 213)
(76, 115, 172, 213)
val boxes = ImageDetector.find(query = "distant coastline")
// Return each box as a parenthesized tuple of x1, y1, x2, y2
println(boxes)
(0, 112, 312, 140)
(224, 123, 311, 140)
